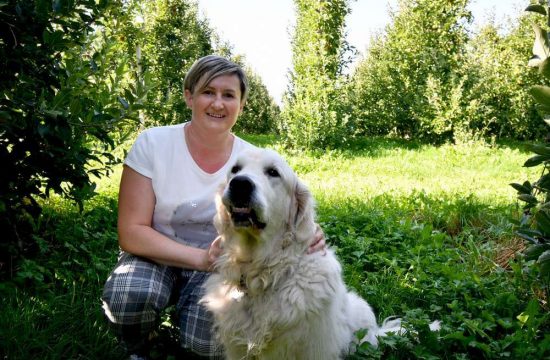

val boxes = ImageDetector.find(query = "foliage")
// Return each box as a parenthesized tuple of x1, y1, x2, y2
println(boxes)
(511, 1, 550, 282)
(0, 194, 124, 359)
(233, 64, 280, 134)
(281, 0, 353, 149)
(348, 0, 471, 142)
(115, 1, 279, 133)
(0, 0, 148, 276)
(459, 14, 548, 141)
(123, 0, 214, 126)
(327, 194, 549, 359)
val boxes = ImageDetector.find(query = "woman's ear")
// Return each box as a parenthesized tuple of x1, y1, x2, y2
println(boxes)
(184, 89, 193, 108)
(239, 100, 246, 114)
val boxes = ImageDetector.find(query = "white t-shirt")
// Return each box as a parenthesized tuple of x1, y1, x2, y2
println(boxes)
(124, 123, 256, 249)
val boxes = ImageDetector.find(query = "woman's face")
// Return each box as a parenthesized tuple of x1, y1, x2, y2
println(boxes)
(185, 74, 245, 135)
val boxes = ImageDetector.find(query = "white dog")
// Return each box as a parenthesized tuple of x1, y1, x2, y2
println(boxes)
(201, 148, 438, 359)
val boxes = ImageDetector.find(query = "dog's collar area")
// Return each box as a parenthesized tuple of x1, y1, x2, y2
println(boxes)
(239, 274, 248, 292)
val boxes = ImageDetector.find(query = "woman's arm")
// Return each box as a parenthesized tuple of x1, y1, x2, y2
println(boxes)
(117, 165, 216, 271)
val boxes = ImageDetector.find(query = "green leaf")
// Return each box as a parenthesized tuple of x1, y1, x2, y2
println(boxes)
(535, 210, 550, 235)
(524, 154, 548, 167)
(518, 194, 539, 204)
(117, 96, 129, 109)
(538, 250, 550, 276)
(537, 174, 550, 191)
(530, 85, 550, 107)
(525, 4, 547, 16)
(517, 299, 540, 329)
(537, 249, 550, 263)
(525, 143, 550, 156)
(531, 24, 550, 68)
(510, 182, 532, 194)
(540, 58, 550, 79)
(536, 104, 550, 115)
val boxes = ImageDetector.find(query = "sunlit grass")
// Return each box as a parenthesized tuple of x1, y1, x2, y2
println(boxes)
(283, 141, 535, 205)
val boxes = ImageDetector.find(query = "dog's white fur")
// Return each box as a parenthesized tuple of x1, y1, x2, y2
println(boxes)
(201, 149, 434, 359)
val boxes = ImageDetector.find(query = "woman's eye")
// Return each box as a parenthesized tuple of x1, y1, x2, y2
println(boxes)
(266, 167, 280, 177)
(231, 165, 241, 174)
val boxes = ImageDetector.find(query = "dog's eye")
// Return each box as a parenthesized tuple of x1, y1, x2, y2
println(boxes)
(231, 165, 241, 174)
(266, 167, 280, 178)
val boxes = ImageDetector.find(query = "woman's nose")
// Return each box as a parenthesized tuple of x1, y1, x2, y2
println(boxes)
(212, 95, 224, 109)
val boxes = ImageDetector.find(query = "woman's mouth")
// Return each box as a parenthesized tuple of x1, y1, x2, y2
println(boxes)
(208, 113, 225, 119)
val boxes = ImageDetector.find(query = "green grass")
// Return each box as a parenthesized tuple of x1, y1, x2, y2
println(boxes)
(2, 136, 549, 359)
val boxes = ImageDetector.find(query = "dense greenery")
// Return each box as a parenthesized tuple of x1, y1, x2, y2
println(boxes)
(459, 15, 547, 140)
(349, 0, 471, 141)
(0, 0, 279, 276)
(0, 0, 148, 275)
(510, 1, 550, 281)
(346, 0, 549, 144)
(121, 0, 213, 126)
(281, 0, 353, 149)
(2, 136, 548, 359)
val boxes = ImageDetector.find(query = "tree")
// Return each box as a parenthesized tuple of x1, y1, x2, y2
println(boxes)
(129, 0, 214, 126)
(0, 0, 146, 273)
(459, 14, 548, 141)
(282, 0, 353, 149)
(234, 64, 280, 135)
(120, 0, 279, 133)
(349, 0, 471, 141)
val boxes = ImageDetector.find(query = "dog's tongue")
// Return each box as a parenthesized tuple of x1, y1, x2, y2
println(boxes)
(230, 206, 266, 230)
(233, 207, 251, 214)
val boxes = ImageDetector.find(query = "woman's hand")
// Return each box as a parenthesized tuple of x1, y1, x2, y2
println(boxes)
(204, 236, 224, 271)
(307, 224, 327, 255)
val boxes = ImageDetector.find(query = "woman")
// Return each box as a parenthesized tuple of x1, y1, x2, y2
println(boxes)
(101, 55, 324, 359)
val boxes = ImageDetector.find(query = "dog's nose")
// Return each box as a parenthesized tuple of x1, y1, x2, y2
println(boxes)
(229, 176, 255, 204)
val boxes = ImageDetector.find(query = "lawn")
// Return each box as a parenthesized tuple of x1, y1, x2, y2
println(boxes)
(1, 136, 548, 359)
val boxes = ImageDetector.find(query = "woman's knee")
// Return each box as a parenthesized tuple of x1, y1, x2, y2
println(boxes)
(102, 253, 175, 325)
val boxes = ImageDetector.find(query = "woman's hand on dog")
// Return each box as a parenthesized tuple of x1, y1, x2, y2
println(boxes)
(307, 224, 327, 255)
(204, 226, 324, 269)
(205, 236, 224, 271)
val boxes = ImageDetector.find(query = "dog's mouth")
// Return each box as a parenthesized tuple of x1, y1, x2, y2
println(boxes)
(229, 205, 266, 230)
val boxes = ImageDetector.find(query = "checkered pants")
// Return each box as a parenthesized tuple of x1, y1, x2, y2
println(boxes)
(101, 252, 224, 358)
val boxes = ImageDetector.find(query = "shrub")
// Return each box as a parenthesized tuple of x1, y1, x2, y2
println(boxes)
(281, 0, 353, 149)
(510, 1, 550, 284)
(349, 0, 471, 142)
(0, 0, 146, 276)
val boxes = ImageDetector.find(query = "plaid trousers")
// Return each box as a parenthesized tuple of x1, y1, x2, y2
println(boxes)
(101, 252, 224, 358)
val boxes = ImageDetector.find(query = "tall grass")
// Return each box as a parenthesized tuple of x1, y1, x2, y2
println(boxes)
(2, 136, 548, 359)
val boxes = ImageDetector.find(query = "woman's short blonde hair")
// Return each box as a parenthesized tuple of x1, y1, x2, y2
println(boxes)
(184, 55, 249, 102)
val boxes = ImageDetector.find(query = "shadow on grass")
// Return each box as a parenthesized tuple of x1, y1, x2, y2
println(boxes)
(239, 131, 540, 158)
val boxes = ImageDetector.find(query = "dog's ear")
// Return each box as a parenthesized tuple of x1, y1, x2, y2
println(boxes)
(291, 179, 314, 230)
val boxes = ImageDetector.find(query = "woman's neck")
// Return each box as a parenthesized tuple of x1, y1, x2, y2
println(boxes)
(184, 122, 234, 174)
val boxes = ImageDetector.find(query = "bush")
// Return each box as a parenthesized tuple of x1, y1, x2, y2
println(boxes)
(0, 0, 146, 276)
(511, 1, 550, 284)
(281, 0, 353, 149)
(348, 0, 471, 142)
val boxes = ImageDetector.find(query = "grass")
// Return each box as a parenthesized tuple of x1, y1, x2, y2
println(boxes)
(2, 136, 549, 359)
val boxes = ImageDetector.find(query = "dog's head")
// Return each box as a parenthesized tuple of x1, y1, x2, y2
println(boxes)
(215, 149, 315, 256)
